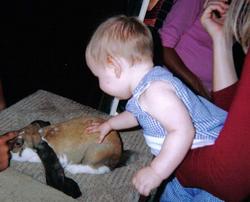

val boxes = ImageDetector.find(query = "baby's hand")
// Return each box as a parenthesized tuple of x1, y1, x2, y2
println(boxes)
(85, 120, 112, 143)
(132, 166, 163, 196)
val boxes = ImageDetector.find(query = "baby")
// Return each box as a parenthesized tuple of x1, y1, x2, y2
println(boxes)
(85, 15, 227, 196)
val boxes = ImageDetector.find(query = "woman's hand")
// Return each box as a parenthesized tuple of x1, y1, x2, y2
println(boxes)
(0, 132, 17, 171)
(85, 120, 112, 143)
(201, 0, 229, 40)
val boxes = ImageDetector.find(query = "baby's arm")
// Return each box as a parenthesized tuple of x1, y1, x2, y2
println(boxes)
(86, 111, 138, 143)
(133, 81, 195, 196)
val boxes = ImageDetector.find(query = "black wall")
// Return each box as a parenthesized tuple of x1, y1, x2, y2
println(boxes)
(1, 0, 129, 109)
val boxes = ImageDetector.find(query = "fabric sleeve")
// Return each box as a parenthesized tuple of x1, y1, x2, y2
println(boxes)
(175, 50, 250, 201)
(158, 0, 204, 48)
(211, 82, 238, 111)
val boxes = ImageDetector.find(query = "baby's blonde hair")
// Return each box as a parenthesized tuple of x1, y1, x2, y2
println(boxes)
(224, 0, 250, 53)
(85, 15, 153, 68)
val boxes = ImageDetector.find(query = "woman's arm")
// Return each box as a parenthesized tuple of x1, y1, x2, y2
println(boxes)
(159, 0, 210, 98)
(212, 37, 238, 90)
(201, 0, 237, 91)
(176, 50, 250, 200)
(163, 47, 210, 99)
(175, 2, 250, 201)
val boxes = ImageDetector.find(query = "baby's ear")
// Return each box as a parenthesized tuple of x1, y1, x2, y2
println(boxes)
(106, 55, 122, 78)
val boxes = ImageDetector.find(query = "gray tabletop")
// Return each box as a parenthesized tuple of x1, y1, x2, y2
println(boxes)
(0, 90, 153, 202)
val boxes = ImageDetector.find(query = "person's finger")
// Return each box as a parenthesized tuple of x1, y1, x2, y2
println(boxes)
(98, 134, 106, 144)
(142, 187, 150, 196)
(85, 120, 100, 127)
(205, 0, 229, 11)
(85, 126, 99, 133)
(212, 5, 228, 19)
(98, 136, 104, 144)
(89, 123, 100, 127)
(203, 3, 227, 18)
(0, 161, 9, 171)
(0, 132, 17, 142)
(0, 145, 9, 153)
(136, 183, 149, 196)
(204, 0, 228, 8)
(203, 0, 209, 8)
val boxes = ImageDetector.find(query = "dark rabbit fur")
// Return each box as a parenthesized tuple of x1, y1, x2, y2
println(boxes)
(34, 140, 82, 199)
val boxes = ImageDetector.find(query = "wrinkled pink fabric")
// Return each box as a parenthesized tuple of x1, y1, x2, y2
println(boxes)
(159, 0, 213, 91)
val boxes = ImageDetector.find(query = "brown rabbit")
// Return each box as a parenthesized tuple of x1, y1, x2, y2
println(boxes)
(11, 116, 122, 174)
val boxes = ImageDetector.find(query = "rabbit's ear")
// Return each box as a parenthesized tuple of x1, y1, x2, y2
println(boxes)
(35, 141, 82, 199)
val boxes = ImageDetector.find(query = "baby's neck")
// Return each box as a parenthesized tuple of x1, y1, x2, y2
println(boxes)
(129, 61, 154, 92)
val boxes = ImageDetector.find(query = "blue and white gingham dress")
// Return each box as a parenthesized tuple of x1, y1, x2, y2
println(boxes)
(126, 66, 227, 156)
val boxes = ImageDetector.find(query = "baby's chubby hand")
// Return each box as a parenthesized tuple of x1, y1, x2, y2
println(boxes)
(85, 120, 112, 143)
(132, 166, 163, 196)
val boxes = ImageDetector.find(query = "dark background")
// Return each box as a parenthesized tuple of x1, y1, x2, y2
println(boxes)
(0, 0, 245, 111)
(0, 0, 140, 109)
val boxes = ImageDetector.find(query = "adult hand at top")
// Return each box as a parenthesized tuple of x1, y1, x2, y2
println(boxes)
(201, 0, 229, 39)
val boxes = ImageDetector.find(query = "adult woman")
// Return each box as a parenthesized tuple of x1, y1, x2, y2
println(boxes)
(174, 0, 250, 201)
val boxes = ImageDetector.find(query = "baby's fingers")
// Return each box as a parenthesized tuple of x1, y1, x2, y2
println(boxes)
(85, 121, 101, 133)
(98, 133, 107, 144)
(85, 126, 99, 134)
